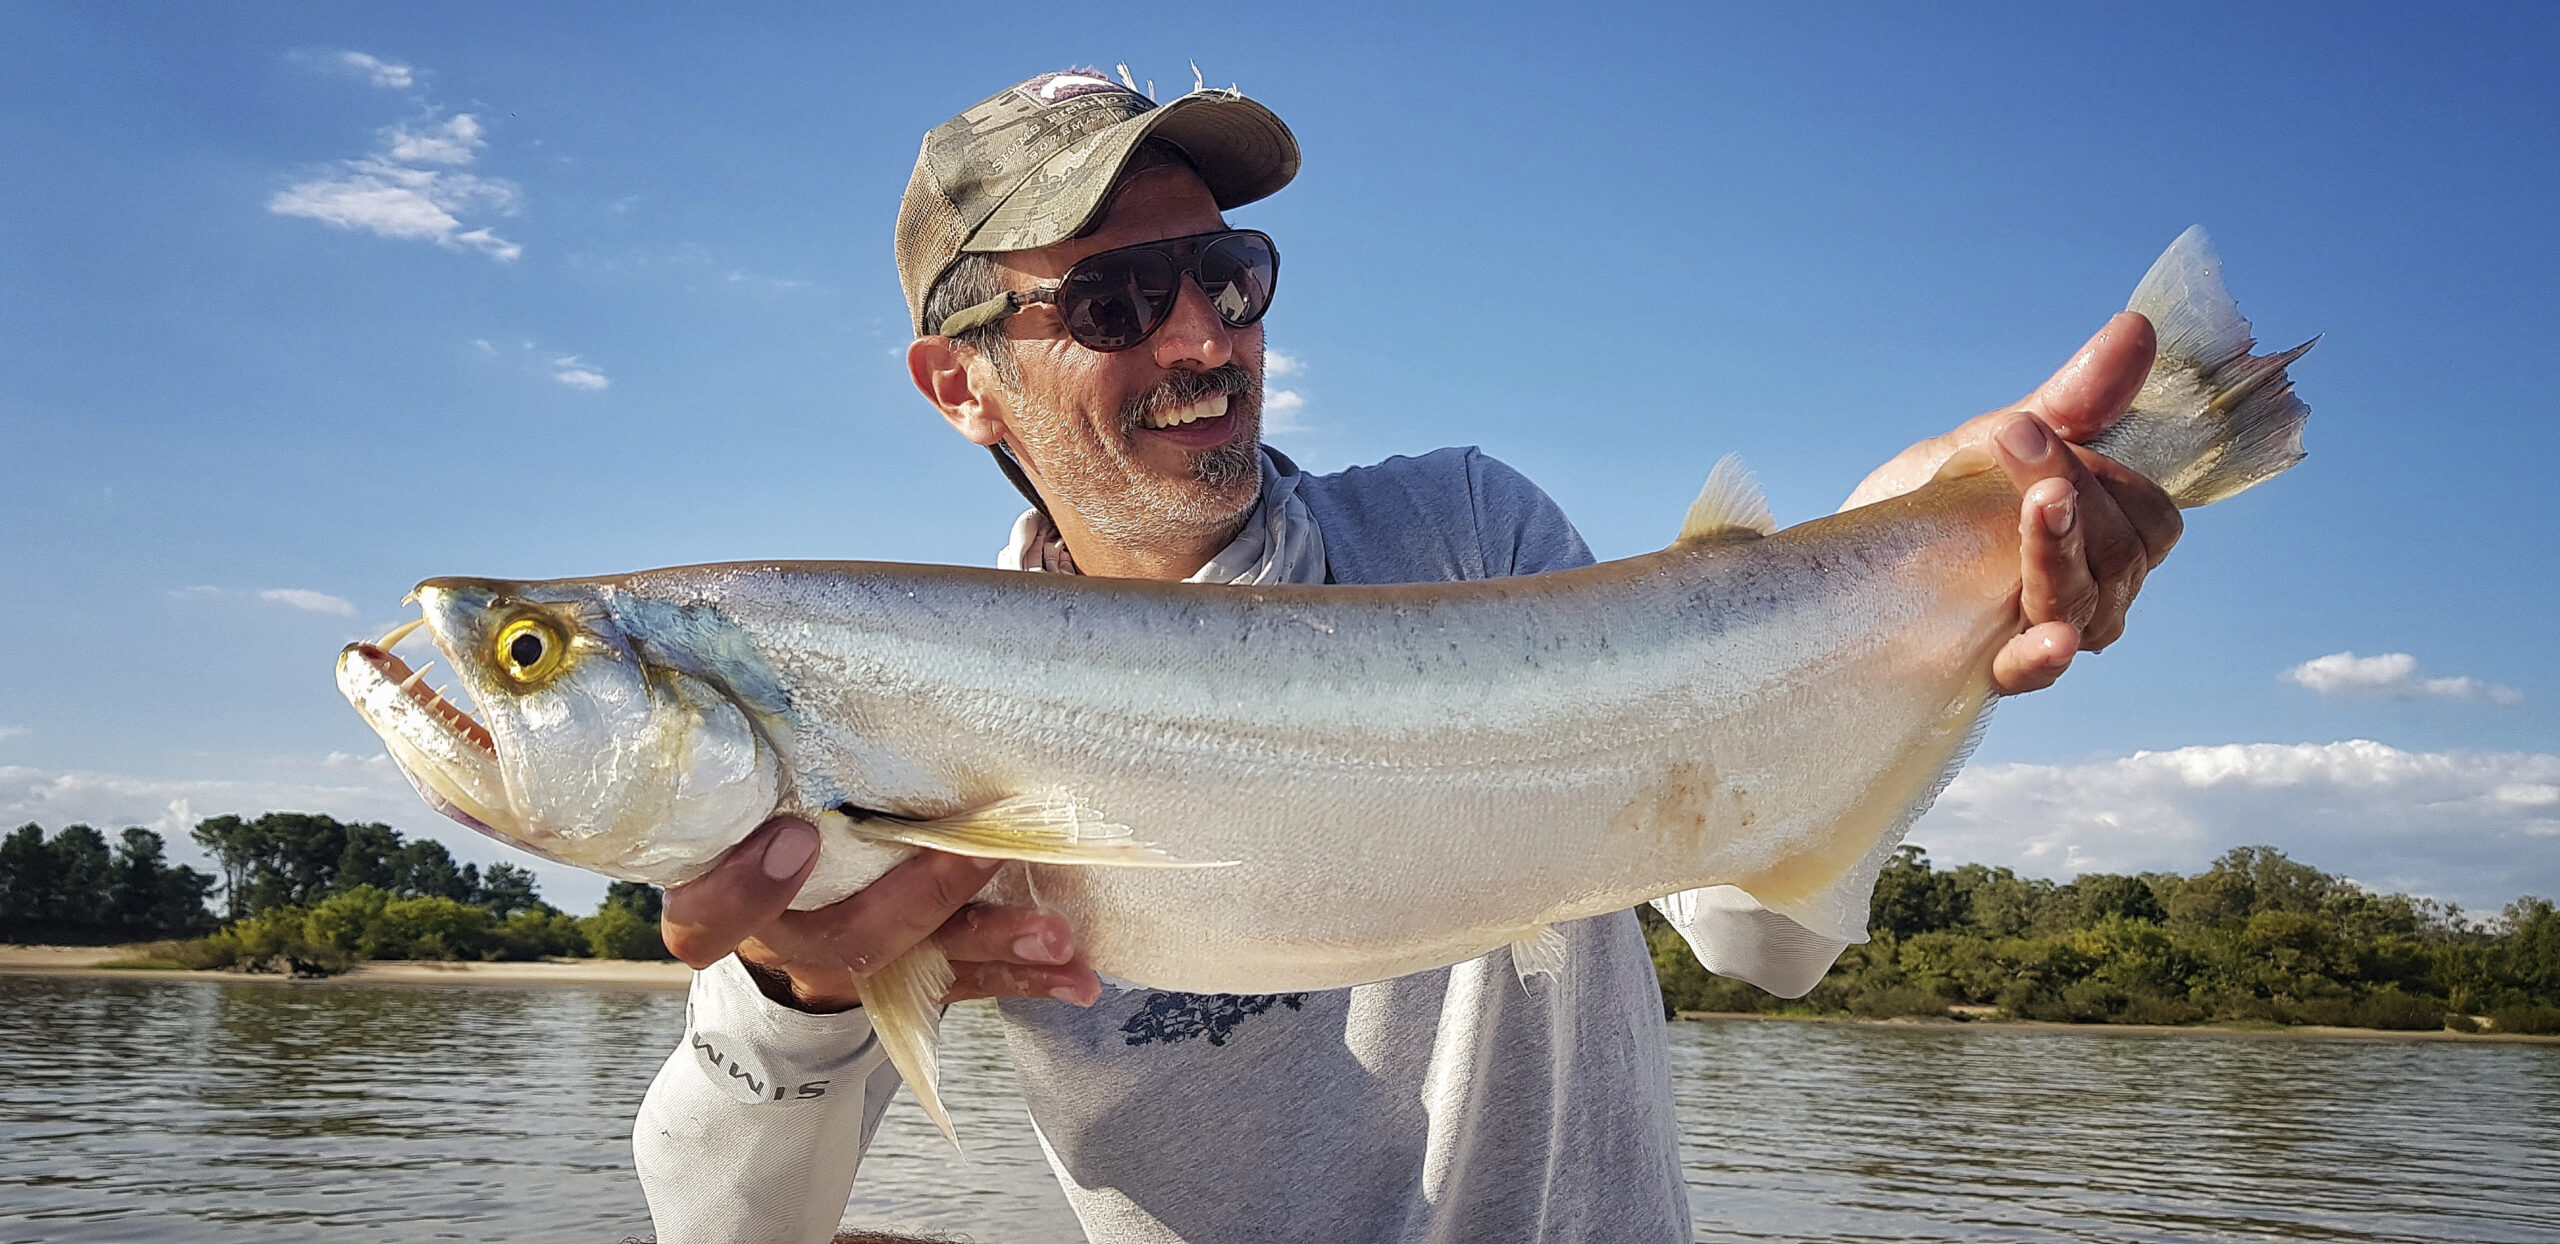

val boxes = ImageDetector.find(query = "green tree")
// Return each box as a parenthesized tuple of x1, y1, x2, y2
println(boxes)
(474, 863, 545, 919)
(1870, 846, 1966, 937)
(0, 823, 58, 930)
(391, 838, 479, 902)
(333, 821, 406, 892)
(604, 880, 663, 924)
(581, 882, 673, 960)
(2071, 873, 2165, 924)
(43, 825, 114, 927)
(2501, 898, 2560, 1003)
(108, 828, 214, 935)
(192, 813, 390, 915)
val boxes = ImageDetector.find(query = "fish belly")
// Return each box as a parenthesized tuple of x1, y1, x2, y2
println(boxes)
(699, 481, 2019, 993)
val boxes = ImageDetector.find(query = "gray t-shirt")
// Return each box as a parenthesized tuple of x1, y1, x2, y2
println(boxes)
(633, 448, 1846, 1243)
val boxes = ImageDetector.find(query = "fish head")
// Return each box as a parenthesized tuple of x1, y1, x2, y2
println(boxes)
(334, 577, 782, 885)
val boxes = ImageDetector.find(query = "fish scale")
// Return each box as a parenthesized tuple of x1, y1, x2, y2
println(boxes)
(338, 226, 2310, 1144)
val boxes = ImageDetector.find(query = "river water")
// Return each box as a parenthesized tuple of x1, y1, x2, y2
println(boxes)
(2, 974, 2554, 1243)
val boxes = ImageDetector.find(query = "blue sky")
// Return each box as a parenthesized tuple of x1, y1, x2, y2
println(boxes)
(3, 4, 2553, 915)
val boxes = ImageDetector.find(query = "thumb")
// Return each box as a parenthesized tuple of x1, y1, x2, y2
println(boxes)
(2023, 311, 2156, 443)
(659, 816, 820, 969)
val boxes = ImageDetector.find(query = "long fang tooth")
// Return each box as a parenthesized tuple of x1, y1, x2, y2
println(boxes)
(399, 662, 436, 693)
(375, 617, 427, 650)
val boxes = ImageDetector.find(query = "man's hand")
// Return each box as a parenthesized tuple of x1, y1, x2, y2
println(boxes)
(661, 816, 1104, 1013)
(1842, 311, 2184, 695)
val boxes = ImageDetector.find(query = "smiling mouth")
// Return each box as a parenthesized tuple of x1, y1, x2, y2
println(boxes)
(1140, 392, 1230, 430)
(350, 617, 494, 755)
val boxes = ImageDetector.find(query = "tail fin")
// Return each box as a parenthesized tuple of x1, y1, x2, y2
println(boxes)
(2091, 226, 2313, 507)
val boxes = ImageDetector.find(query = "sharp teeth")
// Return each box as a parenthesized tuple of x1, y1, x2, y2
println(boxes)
(400, 663, 436, 693)
(375, 617, 427, 650)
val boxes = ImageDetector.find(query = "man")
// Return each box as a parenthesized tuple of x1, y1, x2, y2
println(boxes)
(633, 71, 2179, 1243)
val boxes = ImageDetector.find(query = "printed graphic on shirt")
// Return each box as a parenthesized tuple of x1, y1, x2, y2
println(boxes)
(689, 1027, 831, 1105)
(1119, 990, 1308, 1047)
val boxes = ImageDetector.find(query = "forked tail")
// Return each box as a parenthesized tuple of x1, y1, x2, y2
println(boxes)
(2092, 226, 2314, 506)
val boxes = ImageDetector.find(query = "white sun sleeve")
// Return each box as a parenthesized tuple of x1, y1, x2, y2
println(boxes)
(633, 955, 904, 1244)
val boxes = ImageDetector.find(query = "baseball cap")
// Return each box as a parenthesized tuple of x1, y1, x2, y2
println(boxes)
(895, 69, 1300, 335)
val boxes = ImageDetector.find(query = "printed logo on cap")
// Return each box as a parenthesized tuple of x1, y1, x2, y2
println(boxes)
(1017, 71, 1136, 107)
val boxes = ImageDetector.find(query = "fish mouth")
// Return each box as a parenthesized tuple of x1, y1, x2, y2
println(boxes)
(335, 616, 512, 839)
(351, 618, 495, 754)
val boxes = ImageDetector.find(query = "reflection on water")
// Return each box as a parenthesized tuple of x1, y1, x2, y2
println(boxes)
(4, 976, 2556, 1243)
(3, 975, 681, 1243)
(1673, 1019, 2560, 1243)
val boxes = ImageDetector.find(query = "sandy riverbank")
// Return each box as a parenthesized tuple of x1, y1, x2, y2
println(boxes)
(1676, 1008, 2560, 1045)
(0, 943, 692, 990)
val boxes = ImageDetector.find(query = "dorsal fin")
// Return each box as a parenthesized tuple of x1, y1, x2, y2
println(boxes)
(1678, 453, 1778, 543)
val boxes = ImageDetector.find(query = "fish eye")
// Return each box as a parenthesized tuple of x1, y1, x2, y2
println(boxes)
(493, 616, 569, 686)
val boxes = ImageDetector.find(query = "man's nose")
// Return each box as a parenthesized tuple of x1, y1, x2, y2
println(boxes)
(1148, 275, 1235, 371)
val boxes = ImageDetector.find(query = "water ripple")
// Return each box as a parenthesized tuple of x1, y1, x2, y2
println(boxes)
(5, 977, 2555, 1243)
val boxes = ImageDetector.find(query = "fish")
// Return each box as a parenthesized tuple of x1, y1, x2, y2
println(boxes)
(336, 226, 2309, 1143)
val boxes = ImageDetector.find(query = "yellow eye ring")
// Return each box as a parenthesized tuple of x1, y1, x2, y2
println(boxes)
(493, 616, 569, 686)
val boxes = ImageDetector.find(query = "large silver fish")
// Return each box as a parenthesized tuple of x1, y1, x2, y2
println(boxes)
(337, 227, 2309, 1140)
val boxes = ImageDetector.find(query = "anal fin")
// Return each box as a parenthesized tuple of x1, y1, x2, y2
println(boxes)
(856, 942, 961, 1152)
(828, 797, 1237, 868)
(1508, 924, 1568, 987)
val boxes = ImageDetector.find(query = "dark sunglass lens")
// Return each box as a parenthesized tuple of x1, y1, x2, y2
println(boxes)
(1062, 249, 1178, 350)
(1198, 234, 1277, 327)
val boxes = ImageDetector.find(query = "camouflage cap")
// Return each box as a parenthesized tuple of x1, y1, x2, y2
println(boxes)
(895, 69, 1300, 335)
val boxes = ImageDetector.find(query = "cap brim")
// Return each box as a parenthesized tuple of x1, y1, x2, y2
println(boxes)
(966, 90, 1299, 254)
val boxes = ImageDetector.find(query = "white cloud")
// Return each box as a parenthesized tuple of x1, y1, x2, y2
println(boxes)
(1263, 348, 1302, 378)
(1263, 387, 1310, 434)
(1911, 740, 2560, 911)
(0, 726, 27, 744)
(328, 51, 415, 90)
(256, 588, 358, 617)
(550, 356, 610, 390)
(270, 83, 521, 261)
(2283, 651, 2523, 706)
(171, 586, 361, 617)
(382, 114, 484, 165)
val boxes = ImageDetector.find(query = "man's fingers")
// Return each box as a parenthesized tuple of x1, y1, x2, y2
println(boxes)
(2079, 449, 2184, 567)
(2015, 475, 2095, 633)
(771, 849, 1006, 975)
(945, 957, 1103, 1006)
(2018, 312, 2157, 442)
(660, 816, 820, 969)
(931, 902, 1078, 967)
(1840, 315, 2160, 512)
(1992, 621, 2081, 695)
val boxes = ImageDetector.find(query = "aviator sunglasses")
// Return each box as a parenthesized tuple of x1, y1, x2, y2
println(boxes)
(938, 229, 1280, 352)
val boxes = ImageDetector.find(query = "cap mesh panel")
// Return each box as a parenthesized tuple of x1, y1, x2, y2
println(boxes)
(896, 149, 969, 334)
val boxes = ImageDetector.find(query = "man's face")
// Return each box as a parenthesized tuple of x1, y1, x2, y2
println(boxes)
(977, 165, 1265, 550)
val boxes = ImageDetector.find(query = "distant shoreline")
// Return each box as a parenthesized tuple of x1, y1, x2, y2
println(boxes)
(0, 943, 690, 991)
(1675, 1008, 2560, 1045)
(6, 945, 2553, 1043)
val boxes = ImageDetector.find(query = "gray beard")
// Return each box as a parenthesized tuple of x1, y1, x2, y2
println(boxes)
(1002, 364, 1265, 551)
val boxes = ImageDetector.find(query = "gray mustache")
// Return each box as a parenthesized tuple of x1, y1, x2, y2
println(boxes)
(1122, 364, 1255, 430)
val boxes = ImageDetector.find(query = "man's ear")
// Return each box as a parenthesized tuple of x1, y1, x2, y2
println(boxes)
(908, 336, 1007, 447)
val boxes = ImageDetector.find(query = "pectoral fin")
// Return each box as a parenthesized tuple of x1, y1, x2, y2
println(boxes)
(1508, 924, 1568, 987)
(827, 797, 1237, 868)
(856, 942, 960, 1151)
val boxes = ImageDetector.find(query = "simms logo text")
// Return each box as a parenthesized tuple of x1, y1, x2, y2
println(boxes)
(690, 1030, 830, 1105)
